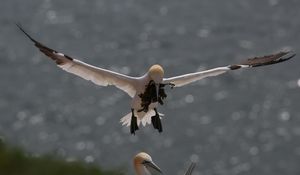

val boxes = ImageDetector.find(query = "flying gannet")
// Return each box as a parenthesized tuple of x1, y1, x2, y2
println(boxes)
(133, 152, 196, 175)
(17, 25, 295, 134)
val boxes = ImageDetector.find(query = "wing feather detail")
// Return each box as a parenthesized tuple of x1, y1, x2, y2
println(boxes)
(163, 51, 295, 87)
(229, 51, 295, 69)
(163, 67, 230, 87)
(17, 24, 137, 97)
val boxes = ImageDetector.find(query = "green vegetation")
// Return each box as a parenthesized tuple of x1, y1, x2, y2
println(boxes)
(0, 140, 125, 175)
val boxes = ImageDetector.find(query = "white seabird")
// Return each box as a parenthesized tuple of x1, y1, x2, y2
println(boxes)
(133, 152, 196, 175)
(17, 25, 295, 134)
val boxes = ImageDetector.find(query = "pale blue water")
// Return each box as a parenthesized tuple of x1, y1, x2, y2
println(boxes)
(1, 0, 300, 174)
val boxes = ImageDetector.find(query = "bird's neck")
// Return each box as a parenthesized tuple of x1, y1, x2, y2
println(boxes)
(134, 164, 148, 175)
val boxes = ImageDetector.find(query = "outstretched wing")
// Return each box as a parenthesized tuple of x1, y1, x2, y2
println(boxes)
(163, 51, 295, 87)
(184, 162, 196, 175)
(17, 24, 137, 97)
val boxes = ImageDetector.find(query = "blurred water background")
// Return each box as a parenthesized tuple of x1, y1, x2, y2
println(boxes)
(1, 0, 300, 174)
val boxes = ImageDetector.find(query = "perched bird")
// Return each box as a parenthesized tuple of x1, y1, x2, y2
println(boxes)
(133, 152, 196, 175)
(17, 25, 295, 134)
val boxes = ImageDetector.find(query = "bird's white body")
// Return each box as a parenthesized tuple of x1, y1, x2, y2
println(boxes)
(123, 77, 159, 127)
(17, 24, 295, 134)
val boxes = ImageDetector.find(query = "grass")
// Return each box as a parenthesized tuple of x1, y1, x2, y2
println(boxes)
(0, 140, 125, 175)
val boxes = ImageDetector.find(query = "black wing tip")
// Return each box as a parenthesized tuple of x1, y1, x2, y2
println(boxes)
(228, 50, 296, 70)
(16, 24, 74, 63)
(255, 50, 296, 66)
(279, 50, 296, 61)
(15, 22, 23, 30)
(16, 23, 37, 43)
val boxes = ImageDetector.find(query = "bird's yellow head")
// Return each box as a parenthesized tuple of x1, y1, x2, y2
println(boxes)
(134, 152, 152, 165)
(149, 64, 164, 83)
(133, 152, 162, 175)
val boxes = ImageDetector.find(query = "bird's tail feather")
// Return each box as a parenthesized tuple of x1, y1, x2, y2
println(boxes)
(120, 110, 164, 127)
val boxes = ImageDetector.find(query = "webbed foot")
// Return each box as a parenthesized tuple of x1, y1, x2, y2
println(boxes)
(130, 109, 139, 135)
(151, 108, 163, 133)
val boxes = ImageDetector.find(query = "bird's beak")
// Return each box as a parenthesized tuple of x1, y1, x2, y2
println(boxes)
(144, 160, 163, 174)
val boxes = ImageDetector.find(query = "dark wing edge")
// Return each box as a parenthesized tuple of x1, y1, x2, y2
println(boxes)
(16, 23, 73, 65)
(184, 162, 196, 175)
(228, 51, 296, 70)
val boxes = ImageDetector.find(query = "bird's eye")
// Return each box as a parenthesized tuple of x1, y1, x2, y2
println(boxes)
(142, 160, 151, 165)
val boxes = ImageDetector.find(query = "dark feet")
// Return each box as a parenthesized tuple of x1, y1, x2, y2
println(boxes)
(130, 109, 139, 135)
(151, 108, 163, 133)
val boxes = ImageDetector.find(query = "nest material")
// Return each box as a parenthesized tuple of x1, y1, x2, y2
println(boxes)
(138, 80, 167, 112)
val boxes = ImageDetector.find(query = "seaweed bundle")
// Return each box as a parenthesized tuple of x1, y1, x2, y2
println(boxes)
(138, 80, 167, 112)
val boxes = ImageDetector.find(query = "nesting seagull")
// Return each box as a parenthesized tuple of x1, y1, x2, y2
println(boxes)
(17, 25, 295, 134)
(133, 152, 196, 175)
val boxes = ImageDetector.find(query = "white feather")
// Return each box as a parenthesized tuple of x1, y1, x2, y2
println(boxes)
(120, 110, 164, 127)
(58, 59, 137, 97)
(163, 67, 230, 87)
